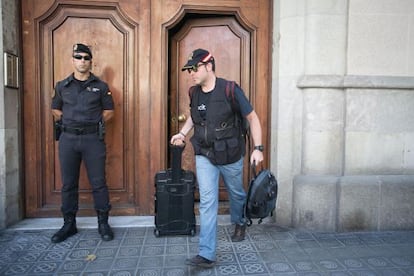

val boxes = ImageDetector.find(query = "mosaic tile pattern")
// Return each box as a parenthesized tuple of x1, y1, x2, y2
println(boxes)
(0, 224, 413, 275)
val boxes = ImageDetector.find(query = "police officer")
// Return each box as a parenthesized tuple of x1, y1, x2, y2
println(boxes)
(51, 43, 115, 243)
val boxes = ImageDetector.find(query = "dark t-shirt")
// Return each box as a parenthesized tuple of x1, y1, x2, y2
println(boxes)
(196, 80, 253, 120)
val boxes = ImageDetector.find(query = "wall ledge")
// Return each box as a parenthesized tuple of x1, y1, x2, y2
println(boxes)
(297, 75, 414, 90)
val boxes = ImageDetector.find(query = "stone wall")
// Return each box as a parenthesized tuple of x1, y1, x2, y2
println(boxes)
(272, 0, 414, 231)
(0, 0, 22, 229)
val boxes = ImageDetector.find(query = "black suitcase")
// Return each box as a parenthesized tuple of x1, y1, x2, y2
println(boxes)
(154, 143, 196, 237)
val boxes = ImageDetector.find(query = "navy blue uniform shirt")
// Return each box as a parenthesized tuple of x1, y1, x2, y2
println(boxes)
(51, 73, 114, 126)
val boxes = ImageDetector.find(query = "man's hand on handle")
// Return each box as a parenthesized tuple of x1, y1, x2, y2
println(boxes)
(250, 149, 263, 165)
(170, 133, 185, 146)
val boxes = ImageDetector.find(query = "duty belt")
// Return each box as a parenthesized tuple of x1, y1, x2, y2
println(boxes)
(62, 125, 98, 135)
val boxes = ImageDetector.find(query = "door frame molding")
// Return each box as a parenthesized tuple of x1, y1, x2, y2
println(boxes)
(158, 4, 263, 169)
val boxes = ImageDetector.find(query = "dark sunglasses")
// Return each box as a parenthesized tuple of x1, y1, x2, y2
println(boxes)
(187, 63, 207, 73)
(73, 55, 91, 61)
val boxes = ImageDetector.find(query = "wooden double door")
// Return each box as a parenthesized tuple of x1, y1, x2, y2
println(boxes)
(22, 0, 272, 217)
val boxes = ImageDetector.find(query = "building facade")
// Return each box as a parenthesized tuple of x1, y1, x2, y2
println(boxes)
(0, 0, 413, 230)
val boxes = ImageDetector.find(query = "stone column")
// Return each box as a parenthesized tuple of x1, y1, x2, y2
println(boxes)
(293, 0, 349, 231)
(302, 0, 348, 175)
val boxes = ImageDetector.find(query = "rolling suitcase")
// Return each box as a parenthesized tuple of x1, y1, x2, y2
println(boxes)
(154, 143, 196, 237)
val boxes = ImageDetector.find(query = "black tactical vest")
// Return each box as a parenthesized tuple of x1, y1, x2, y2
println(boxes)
(189, 78, 245, 165)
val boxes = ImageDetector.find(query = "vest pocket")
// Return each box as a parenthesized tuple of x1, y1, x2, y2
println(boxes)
(215, 116, 238, 140)
(226, 138, 242, 163)
(213, 137, 241, 165)
(213, 140, 226, 164)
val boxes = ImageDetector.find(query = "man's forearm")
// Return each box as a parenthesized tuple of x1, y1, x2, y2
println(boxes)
(246, 111, 262, 146)
(102, 110, 114, 122)
(52, 109, 63, 121)
(180, 116, 194, 136)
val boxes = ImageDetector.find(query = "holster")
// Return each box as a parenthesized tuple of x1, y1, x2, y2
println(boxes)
(98, 121, 106, 141)
(54, 120, 62, 141)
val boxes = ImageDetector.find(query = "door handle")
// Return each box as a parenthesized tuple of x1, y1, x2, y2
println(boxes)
(177, 114, 187, 122)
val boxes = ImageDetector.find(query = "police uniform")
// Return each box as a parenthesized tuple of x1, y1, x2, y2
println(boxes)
(50, 43, 114, 243)
(51, 73, 114, 213)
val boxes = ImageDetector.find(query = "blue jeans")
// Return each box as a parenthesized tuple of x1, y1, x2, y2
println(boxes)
(195, 155, 246, 261)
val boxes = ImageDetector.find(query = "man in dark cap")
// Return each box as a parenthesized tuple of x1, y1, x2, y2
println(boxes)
(171, 48, 264, 267)
(51, 43, 115, 243)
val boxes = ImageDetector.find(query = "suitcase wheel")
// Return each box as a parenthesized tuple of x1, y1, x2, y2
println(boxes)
(154, 229, 160, 237)
(190, 229, 195, 236)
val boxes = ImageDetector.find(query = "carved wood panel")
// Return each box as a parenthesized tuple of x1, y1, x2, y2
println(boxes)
(23, 0, 141, 216)
(22, 0, 271, 217)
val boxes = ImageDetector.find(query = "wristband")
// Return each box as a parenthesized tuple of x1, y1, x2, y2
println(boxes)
(179, 131, 186, 138)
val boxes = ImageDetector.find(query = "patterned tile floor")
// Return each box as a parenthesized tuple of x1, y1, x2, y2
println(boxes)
(1, 220, 414, 275)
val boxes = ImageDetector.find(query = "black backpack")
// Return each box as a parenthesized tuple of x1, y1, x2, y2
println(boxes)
(244, 164, 278, 225)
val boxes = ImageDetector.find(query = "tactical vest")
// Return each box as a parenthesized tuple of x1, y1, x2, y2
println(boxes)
(189, 78, 245, 165)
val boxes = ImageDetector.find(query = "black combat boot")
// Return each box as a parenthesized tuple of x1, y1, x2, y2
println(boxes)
(51, 213, 78, 243)
(231, 223, 246, 242)
(97, 210, 114, 241)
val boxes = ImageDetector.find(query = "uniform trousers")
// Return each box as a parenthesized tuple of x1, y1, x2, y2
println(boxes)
(195, 155, 246, 261)
(58, 132, 111, 214)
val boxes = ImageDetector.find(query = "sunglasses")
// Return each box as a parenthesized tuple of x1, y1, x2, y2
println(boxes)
(187, 63, 207, 73)
(73, 55, 91, 61)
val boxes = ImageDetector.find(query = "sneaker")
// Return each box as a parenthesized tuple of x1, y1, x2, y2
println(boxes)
(185, 255, 215, 268)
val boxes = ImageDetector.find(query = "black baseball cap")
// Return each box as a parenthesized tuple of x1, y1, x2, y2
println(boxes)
(73, 43, 92, 59)
(181, 49, 214, 71)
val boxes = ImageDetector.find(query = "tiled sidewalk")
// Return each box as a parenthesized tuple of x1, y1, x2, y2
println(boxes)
(0, 222, 414, 275)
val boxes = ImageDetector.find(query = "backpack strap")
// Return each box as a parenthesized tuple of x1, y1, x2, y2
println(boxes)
(225, 81, 235, 101)
(225, 81, 250, 139)
(225, 80, 243, 127)
(188, 85, 197, 100)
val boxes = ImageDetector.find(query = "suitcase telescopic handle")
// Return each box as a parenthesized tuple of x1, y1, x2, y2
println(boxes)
(170, 143, 186, 183)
